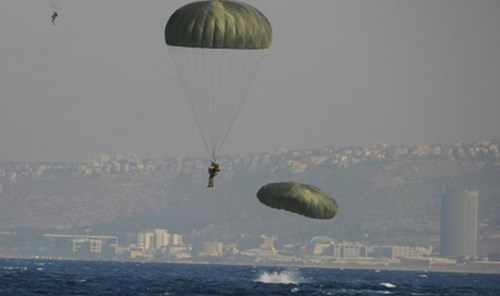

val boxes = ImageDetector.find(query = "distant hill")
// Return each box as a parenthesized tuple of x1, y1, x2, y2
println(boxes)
(1, 140, 499, 246)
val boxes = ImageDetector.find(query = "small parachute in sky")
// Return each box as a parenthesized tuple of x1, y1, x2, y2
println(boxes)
(256, 182, 338, 220)
(165, 0, 272, 161)
(49, 0, 60, 25)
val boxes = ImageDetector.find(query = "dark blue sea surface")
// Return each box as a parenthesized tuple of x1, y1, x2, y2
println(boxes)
(1, 259, 499, 295)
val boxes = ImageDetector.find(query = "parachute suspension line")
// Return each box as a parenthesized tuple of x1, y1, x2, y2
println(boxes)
(211, 49, 235, 158)
(213, 49, 239, 157)
(207, 48, 220, 160)
(169, 47, 268, 160)
(202, 47, 214, 158)
(191, 48, 214, 158)
(200, 49, 221, 160)
(169, 47, 212, 158)
(49, 0, 59, 11)
(219, 48, 263, 158)
(215, 50, 267, 157)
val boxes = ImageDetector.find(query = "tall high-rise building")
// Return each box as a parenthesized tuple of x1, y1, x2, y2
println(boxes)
(440, 187, 479, 259)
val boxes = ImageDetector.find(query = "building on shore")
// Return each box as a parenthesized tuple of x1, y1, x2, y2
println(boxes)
(440, 187, 479, 259)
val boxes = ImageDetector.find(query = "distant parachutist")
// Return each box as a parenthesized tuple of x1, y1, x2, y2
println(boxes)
(207, 161, 220, 188)
(51, 11, 58, 25)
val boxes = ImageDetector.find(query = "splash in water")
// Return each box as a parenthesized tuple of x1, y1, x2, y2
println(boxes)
(255, 269, 307, 285)
(380, 282, 396, 288)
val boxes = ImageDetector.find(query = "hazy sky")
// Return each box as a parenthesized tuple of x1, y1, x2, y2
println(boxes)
(1, 0, 499, 162)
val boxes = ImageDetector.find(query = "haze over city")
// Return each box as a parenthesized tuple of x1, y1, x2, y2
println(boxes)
(1, 1, 500, 280)
(1, 0, 499, 162)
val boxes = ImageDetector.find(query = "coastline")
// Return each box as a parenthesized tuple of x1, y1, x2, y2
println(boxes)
(2, 255, 500, 275)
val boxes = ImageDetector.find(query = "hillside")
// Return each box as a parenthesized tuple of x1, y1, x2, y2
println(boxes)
(1, 141, 499, 246)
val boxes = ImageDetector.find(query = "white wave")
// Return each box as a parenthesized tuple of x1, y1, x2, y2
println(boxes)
(255, 269, 306, 285)
(73, 279, 87, 283)
(380, 282, 396, 288)
(3, 266, 27, 271)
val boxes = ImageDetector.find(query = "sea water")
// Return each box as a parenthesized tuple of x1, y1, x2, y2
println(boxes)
(1, 258, 499, 295)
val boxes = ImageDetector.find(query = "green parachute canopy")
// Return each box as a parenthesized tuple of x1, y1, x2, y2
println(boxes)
(165, 0, 272, 49)
(257, 182, 338, 220)
(164, 0, 272, 161)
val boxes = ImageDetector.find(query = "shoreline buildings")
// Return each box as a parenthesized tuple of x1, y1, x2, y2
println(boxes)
(440, 187, 479, 259)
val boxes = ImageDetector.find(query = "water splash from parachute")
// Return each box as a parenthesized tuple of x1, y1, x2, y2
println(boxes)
(255, 269, 307, 285)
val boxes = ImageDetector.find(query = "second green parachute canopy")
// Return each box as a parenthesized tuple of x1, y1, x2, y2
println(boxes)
(257, 182, 338, 220)
(165, 0, 272, 161)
